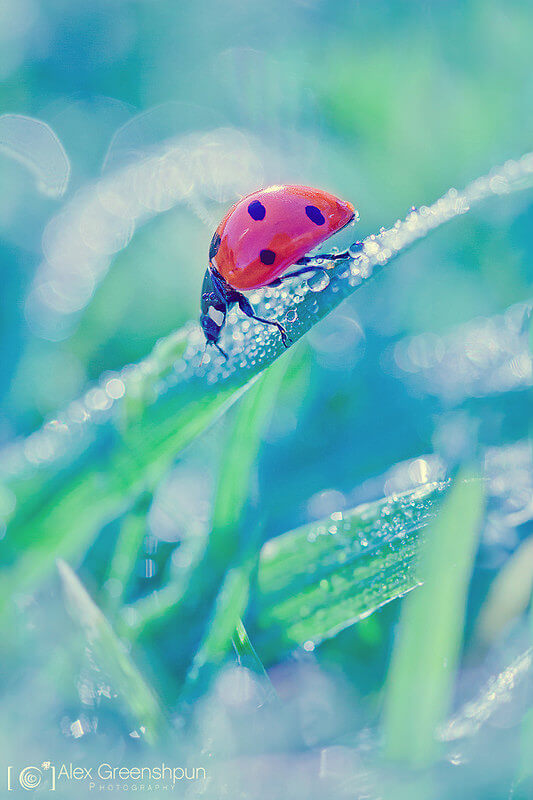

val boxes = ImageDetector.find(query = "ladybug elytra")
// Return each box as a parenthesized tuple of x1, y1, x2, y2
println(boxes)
(200, 185, 356, 357)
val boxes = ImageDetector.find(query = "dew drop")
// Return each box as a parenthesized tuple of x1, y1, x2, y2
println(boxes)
(285, 308, 298, 323)
(348, 241, 364, 256)
(307, 272, 330, 292)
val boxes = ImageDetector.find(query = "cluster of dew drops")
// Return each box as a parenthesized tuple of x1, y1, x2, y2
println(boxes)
(305, 481, 447, 552)
(262, 481, 448, 574)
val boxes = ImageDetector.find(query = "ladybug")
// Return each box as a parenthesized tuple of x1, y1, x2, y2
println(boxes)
(200, 185, 356, 358)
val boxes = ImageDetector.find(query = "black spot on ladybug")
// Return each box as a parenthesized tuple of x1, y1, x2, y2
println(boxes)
(305, 205, 325, 225)
(260, 249, 276, 265)
(248, 200, 266, 221)
(209, 232, 221, 260)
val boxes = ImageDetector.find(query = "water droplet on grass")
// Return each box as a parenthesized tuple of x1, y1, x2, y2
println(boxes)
(285, 308, 298, 323)
(307, 272, 330, 292)
(348, 241, 364, 256)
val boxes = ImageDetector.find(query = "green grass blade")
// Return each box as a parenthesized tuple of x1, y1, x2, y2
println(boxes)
(232, 619, 278, 706)
(253, 482, 447, 662)
(233, 619, 270, 681)
(102, 492, 152, 611)
(120, 580, 187, 637)
(514, 525, 533, 794)
(183, 560, 278, 707)
(382, 466, 485, 767)
(133, 356, 291, 694)
(510, 310, 532, 797)
(474, 534, 533, 648)
(440, 646, 532, 744)
(57, 559, 171, 746)
(183, 556, 255, 696)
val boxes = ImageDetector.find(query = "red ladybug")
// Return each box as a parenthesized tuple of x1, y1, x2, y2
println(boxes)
(200, 185, 356, 357)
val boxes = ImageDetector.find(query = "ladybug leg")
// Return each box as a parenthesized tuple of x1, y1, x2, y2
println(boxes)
(295, 250, 351, 265)
(233, 292, 290, 348)
(270, 249, 353, 287)
(322, 249, 351, 260)
(268, 265, 329, 286)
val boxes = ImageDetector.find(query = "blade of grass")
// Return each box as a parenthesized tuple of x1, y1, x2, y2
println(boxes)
(1, 153, 531, 624)
(57, 559, 171, 746)
(382, 466, 485, 767)
(252, 482, 447, 662)
(514, 312, 533, 796)
(233, 619, 271, 684)
(182, 553, 256, 699)
(231, 619, 278, 707)
(439, 646, 533, 744)
(474, 535, 533, 648)
(516, 630, 533, 795)
(133, 355, 291, 696)
(102, 491, 153, 612)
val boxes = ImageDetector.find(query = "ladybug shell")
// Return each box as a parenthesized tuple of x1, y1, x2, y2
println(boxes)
(210, 185, 355, 291)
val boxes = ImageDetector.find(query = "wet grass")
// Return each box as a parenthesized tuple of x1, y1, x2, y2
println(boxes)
(0, 153, 531, 798)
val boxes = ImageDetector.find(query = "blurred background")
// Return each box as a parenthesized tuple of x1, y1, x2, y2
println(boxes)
(0, 0, 532, 798)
